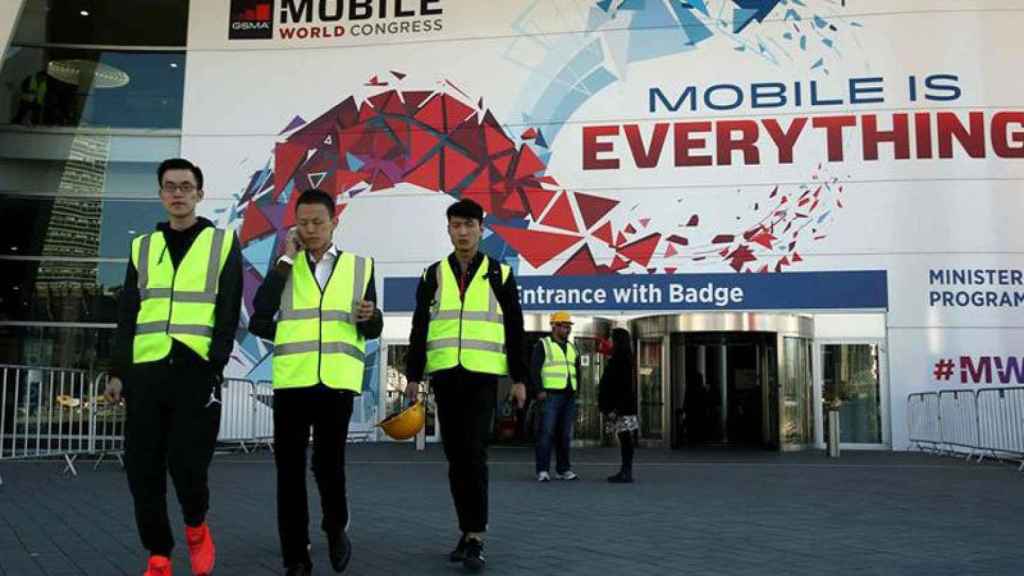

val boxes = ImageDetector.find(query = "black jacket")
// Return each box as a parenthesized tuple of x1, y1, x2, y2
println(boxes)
(598, 355, 637, 415)
(248, 250, 383, 342)
(406, 252, 526, 383)
(112, 217, 243, 379)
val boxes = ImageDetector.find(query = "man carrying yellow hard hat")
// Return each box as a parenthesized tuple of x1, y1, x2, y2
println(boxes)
(249, 188, 382, 576)
(531, 311, 582, 482)
(405, 198, 527, 572)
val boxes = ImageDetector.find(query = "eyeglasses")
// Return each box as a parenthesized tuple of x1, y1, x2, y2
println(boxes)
(160, 182, 197, 194)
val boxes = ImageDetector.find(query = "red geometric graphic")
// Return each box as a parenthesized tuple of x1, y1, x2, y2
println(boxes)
(539, 192, 578, 233)
(556, 245, 611, 276)
(575, 193, 619, 230)
(523, 186, 557, 221)
(490, 225, 581, 269)
(593, 221, 614, 245)
(239, 202, 274, 243)
(618, 233, 661, 268)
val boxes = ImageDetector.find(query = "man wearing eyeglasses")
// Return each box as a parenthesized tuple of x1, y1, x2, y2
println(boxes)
(104, 158, 242, 576)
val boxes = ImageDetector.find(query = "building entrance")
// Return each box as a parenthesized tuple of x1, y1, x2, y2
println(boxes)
(631, 313, 815, 451)
(674, 332, 776, 448)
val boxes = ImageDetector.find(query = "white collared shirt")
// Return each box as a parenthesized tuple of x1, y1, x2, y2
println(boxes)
(310, 244, 340, 291)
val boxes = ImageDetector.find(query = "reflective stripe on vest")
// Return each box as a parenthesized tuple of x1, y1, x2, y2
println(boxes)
(23, 75, 46, 104)
(272, 251, 371, 392)
(541, 337, 577, 391)
(425, 255, 509, 376)
(131, 228, 231, 363)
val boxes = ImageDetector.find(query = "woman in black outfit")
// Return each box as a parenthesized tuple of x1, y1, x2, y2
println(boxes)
(598, 328, 639, 483)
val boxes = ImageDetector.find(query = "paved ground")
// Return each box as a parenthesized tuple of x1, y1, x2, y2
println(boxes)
(1, 445, 1022, 575)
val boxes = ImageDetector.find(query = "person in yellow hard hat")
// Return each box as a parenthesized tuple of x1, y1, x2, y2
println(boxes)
(404, 198, 527, 572)
(531, 311, 582, 482)
(249, 188, 382, 576)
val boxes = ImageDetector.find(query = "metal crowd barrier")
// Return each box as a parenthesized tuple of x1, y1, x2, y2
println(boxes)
(976, 388, 1024, 466)
(217, 378, 274, 453)
(1, 364, 95, 485)
(938, 390, 979, 458)
(2, 364, 394, 484)
(89, 371, 127, 470)
(907, 386, 1024, 471)
(252, 380, 274, 449)
(1, 366, 271, 485)
(907, 392, 941, 451)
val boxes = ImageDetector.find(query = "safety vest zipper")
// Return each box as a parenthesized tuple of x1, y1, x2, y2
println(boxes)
(457, 263, 466, 368)
(165, 243, 178, 363)
(316, 253, 340, 384)
(565, 343, 573, 389)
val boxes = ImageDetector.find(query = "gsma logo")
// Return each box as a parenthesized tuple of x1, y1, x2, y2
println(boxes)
(229, 0, 274, 40)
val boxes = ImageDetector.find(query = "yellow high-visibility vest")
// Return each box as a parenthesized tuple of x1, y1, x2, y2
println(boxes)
(272, 251, 372, 392)
(540, 336, 577, 391)
(425, 256, 509, 376)
(131, 228, 232, 363)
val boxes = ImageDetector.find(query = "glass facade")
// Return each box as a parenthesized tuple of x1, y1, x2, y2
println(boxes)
(638, 338, 664, 440)
(0, 1, 187, 370)
(823, 344, 882, 444)
(782, 337, 814, 446)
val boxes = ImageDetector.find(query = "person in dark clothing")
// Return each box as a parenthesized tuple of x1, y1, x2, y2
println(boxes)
(530, 311, 582, 482)
(404, 198, 527, 572)
(248, 188, 382, 576)
(598, 328, 639, 483)
(104, 158, 242, 576)
(13, 70, 47, 125)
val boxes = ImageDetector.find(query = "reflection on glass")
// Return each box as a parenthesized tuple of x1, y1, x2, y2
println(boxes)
(782, 337, 812, 445)
(12, 1, 189, 47)
(573, 336, 602, 442)
(638, 338, 663, 440)
(823, 344, 882, 444)
(0, 324, 115, 371)
(0, 260, 117, 324)
(2, 47, 185, 129)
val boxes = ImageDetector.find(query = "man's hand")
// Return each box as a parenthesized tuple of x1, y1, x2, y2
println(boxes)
(104, 376, 123, 404)
(404, 380, 420, 405)
(284, 228, 302, 260)
(536, 390, 547, 401)
(511, 382, 527, 408)
(355, 300, 375, 323)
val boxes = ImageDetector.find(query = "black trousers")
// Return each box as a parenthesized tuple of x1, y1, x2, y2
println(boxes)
(432, 368, 496, 534)
(125, 355, 221, 556)
(273, 384, 354, 568)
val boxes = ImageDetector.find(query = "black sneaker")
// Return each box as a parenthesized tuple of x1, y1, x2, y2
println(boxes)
(449, 534, 468, 562)
(327, 531, 351, 572)
(462, 538, 486, 572)
(284, 563, 312, 576)
(607, 470, 634, 483)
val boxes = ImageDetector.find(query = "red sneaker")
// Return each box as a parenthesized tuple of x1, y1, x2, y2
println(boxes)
(185, 522, 216, 575)
(143, 555, 172, 576)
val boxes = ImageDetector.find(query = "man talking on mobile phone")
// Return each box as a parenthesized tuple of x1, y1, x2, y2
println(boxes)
(249, 188, 382, 576)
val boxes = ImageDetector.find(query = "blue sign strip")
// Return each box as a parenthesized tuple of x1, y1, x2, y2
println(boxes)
(383, 270, 887, 313)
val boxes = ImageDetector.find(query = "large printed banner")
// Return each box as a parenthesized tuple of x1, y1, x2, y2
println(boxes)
(183, 1, 1024, 434)
(383, 270, 888, 312)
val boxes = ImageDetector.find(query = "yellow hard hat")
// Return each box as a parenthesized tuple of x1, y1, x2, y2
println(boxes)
(549, 311, 573, 325)
(378, 401, 425, 440)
